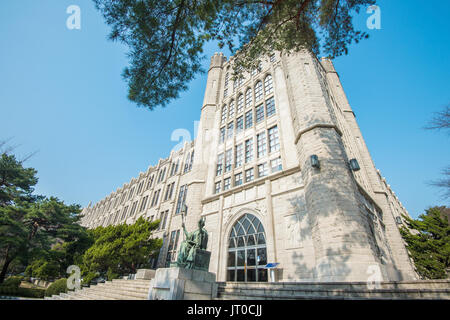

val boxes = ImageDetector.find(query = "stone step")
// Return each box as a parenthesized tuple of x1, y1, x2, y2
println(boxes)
(218, 280, 450, 291)
(217, 286, 450, 300)
(86, 287, 148, 299)
(95, 283, 150, 291)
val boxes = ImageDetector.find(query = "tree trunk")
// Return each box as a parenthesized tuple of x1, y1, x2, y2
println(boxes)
(0, 245, 14, 284)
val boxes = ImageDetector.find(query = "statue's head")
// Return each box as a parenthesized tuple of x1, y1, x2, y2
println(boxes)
(198, 217, 205, 228)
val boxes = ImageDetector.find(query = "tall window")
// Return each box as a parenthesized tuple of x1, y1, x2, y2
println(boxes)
(264, 75, 273, 95)
(237, 94, 244, 113)
(224, 73, 229, 87)
(245, 138, 253, 163)
(229, 100, 235, 118)
(234, 172, 243, 186)
(266, 97, 276, 117)
(227, 213, 268, 282)
(128, 187, 135, 200)
(245, 110, 253, 129)
(255, 81, 263, 102)
(235, 144, 243, 168)
(140, 196, 148, 212)
(225, 149, 232, 172)
(221, 105, 227, 124)
(130, 201, 138, 216)
(268, 126, 280, 153)
(227, 122, 234, 140)
(245, 89, 252, 107)
(215, 181, 221, 194)
(219, 127, 225, 143)
(160, 210, 169, 230)
(255, 104, 265, 124)
(257, 132, 267, 158)
(236, 116, 243, 133)
(166, 230, 180, 267)
(137, 181, 143, 194)
(151, 189, 161, 207)
(216, 153, 224, 176)
(223, 88, 228, 98)
(175, 185, 188, 214)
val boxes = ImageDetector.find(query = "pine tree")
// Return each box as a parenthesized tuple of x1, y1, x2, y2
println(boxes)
(400, 207, 450, 279)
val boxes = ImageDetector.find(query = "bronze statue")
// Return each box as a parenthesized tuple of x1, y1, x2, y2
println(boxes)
(172, 217, 210, 271)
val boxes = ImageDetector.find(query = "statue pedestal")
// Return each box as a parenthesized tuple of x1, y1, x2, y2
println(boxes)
(147, 267, 217, 300)
(135, 269, 156, 280)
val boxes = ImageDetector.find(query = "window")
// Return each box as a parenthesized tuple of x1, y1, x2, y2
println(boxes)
(215, 181, 221, 194)
(175, 185, 188, 214)
(219, 127, 225, 143)
(166, 230, 180, 267)
(271, 157, 282, 173)
(236, 116, 243, 133)
(221, 105, 227, 123)
(237, 94, 244, 113)
(121, 206, 129, 220)
(229, 100, 235, 118)
(151, 189, 161, 207)
(264, 75, 273, 95)
(216, 153, 224, 176)
(225, 149, 232, 172)
(159, 210, 169, 230)
(266, 97, 276, 117)
(245, 138, 253, 163)
(224, 88, 228, 98)
(268, 126, 280, 153)
(140, 196, 148, 212)
(255, 81, 263, 102)
(164, 183, 174, 201)
(227, 122, 234, 140)
(128, 187, 135, 200)
(251, 62, 262, 76)
(189, 151, 194, 171)
(224, 177, 231, 191)
(243, 112, 253, 130)
(257, 132, 267, 158)
(245, 89, 252, 107)
(245, 168, 254, 182)
(255, 104, 265, 124)
(258, 163, 268, 177)
(130, 201, 138, 216)
(225, 73, 229, 87)
(270, 53, 275, 62)
(147, 176, 154, 189)
(137, 181, 143, 194)
(235, 144, 243, 168)
(234, 172, 243, 186)
(227, 213, 268, 282)
(237, 76, 244, 88)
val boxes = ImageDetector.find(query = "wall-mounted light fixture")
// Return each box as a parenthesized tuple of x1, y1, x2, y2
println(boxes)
(349, 158, 360, 171)
(310, 155, 320, 169)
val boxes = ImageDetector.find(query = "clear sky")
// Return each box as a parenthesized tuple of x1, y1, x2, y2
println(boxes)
(0, 0, 449, 219)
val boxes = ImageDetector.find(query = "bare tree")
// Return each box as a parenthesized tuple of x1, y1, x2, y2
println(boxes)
(425, 104, 450, 200)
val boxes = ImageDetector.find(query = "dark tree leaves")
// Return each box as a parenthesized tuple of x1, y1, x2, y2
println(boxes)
(93, 0, 375, 110)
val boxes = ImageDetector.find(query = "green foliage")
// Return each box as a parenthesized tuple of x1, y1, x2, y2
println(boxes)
(81, 217, 162, 279)
(0, 147, 90, 284)
(1, 276, 23, 288)
(81, 272, 99, 285)
(400, 206, 450, 279)
(45, 278, 69, 297)
(93, 0, 375, 110)
(25, 258, 60, 281)
(0, 275, 44, 298)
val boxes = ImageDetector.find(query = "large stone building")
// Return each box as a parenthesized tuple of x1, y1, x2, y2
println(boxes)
(80, 49, 418, 283)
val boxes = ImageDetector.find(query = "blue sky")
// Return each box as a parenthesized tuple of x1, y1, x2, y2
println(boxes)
(0, 0, 449, 219)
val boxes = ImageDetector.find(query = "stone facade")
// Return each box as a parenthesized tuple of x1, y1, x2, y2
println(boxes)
(80, 49, 418, 283)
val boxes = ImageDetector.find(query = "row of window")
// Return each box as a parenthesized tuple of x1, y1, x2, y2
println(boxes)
(214, 157, 282, 194)
(88, 150, 195, 222)
(220, 97, 276, 143)
(217, 126, 280, 176)
(222, 75, 274, 121)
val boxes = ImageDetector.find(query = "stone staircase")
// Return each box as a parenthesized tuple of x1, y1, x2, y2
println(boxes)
(215, 280, 450, 300)
(45, 279, 151, 300)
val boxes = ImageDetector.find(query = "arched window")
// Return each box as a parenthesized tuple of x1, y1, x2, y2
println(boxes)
(264, 75, 273, 95)
(227, 213, 268, 282)
(245, 89, 252, 107)
(254, 81, 263, 102)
